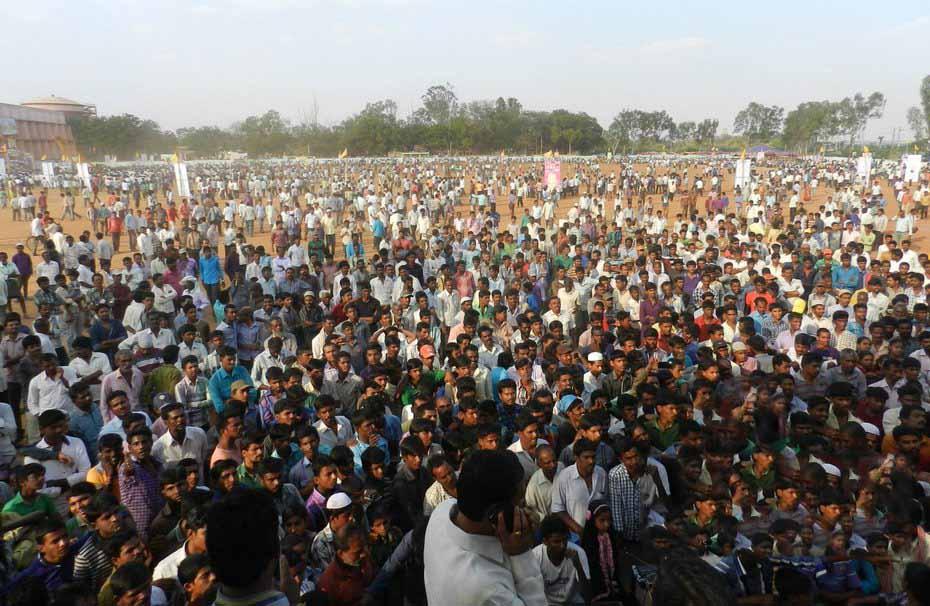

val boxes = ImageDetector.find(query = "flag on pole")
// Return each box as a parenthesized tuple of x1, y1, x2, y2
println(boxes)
(543, 150, 553, 158)
(339, 148, 348, 159)
(740, 148, 746, 160)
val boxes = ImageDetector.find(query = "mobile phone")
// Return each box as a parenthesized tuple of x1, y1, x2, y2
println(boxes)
(486, 502, 515, 533)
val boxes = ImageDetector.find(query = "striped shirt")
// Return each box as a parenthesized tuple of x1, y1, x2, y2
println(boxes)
(72, 532, 112, 589)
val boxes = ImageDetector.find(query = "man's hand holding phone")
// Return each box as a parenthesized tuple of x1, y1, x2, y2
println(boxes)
(495, 507, 533, 556)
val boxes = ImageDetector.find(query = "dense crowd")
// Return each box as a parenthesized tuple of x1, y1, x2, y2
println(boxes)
(0, 154, 929, 605)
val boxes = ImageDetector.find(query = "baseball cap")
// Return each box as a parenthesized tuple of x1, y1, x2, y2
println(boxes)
(153, 393, 176, 412)
(230, 380, 252, 393)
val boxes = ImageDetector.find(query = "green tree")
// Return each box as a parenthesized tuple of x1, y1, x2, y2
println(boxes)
(907, 106, 927, 141)
(695, 119, 719, 145)
(835, 92, 884, 146)
(782, 101, 841, 151)
(920, 76, 930, 141)
(234, 110, 294, 157)
(341, 100, 400, 156)
(733, 102, 785, 143)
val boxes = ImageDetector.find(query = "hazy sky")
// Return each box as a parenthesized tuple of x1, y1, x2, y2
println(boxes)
(3, 0, 928, 142)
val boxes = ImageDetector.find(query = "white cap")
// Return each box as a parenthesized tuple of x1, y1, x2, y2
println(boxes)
(820, 463, 842, 478)
(326, 492, 352, 510)
(861, 422, 881, 437)
(587, 352, 604, 363)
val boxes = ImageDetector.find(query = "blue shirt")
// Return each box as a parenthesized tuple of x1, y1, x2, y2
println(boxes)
(236, 322, 261, 362)
(198, 255, 222, 285)
(89, 319, 127, 351)
(371, 219, 385, 238)
(287, 456, 315, 491)
(70, 407, 103, 463)
(216, 321, 238, 350)
(349, 434, 390, 478)
(831, 266, 861, 291)
(208, 365, 253, 414)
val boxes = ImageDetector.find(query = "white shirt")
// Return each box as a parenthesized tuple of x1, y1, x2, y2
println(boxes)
(424, 498, 547, 606)
(36, 260, 60, 282)
(251, 350, 287, 385)
(27, 367, 78, 416)
(68, 353, 112, 405)
(122, 301, 147, 333)
(550, 463, 607, 529)
(152, 284, 178, 314)
(152, 542, 190, 582)
(176, 341, 209, 370)
(118, 328, 177, 351)
(314, 416, 353, 454)
(532, 543, 590, 606)
(152, 427, 209, 467)
(24, 436, 91, 497)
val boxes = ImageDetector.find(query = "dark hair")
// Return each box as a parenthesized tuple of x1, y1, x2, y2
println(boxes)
(207, 489, 280, 588)
(177, 553, 211, 586)
(456, 450, 524, 522)
(539, 513, 569, 538)
(84, 492, 120, 524)
(109, 561, 151, 598)
(102, 529, 140, 559)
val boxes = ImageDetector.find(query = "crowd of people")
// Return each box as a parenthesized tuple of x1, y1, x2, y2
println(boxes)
(0, 153, 929, 605)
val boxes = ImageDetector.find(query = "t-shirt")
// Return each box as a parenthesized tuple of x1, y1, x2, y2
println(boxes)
(1, 492, 58, 518)
(532, 543, 590, 605)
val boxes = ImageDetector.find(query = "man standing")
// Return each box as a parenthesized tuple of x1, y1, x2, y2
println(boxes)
(198, 246, 222, 302)
(118, 426, 163, 541)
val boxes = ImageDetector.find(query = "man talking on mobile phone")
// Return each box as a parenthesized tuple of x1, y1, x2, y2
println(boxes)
(424, 449, 546, 605)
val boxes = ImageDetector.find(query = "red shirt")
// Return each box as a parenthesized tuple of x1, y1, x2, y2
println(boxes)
(108, 216, 123, 234)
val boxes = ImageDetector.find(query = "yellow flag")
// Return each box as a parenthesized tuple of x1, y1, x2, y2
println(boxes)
(170, 153, 179, 164)
(740, 148, 746, 160)
(819, 145, 825, 154)
(543, 150, 553, 158)
(863, 146, 869, 154)
(339, 148, 348, 159)
(41, 154, 47, 161)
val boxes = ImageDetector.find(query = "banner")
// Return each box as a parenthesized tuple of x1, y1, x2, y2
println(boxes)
(544, 157, 561, 191)
(856, 153, 872, 185)
(41, 161, 55, 179)
(0, 158, 5, 177)
(76, 163, 92, 190)
(734, 159, 752, 191)
(904, 154, 922, 183)
(174, 161, 191, 198)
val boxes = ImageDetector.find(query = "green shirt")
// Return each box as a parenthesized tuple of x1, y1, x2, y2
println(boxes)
(740, 464, 776, 493)
(1, 492, 58, 518)
(141, 364, 183, 405)
(236, 463, 262, 490)
(645, 420, 680, 451)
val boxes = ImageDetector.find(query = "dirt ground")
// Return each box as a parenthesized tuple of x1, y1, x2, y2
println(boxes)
(6, 161, 921, 319)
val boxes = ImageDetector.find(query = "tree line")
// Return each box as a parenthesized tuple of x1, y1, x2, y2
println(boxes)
(66, 78, 930, 161)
